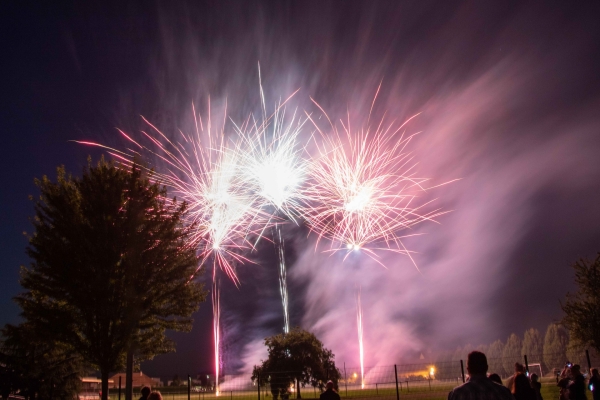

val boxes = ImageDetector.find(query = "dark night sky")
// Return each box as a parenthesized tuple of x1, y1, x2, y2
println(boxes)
(2, 1, 600, 381)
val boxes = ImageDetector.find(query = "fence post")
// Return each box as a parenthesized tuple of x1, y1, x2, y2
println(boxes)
(524, 355, 529, 376)
(257, 372, 260, 400)
(405, 381, 409, 393)
(586, 350, 592, 371)
(460, 360, 465, 383)
(428, 377, 431, 391)
(118, 376, 122, 400)
(344, 362, 348, 397)
(394, 365, 400, 400)
(188, 375, 191, 400)
(376, 383, 378, 395)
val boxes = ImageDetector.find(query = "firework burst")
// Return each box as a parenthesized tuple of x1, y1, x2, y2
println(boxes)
(304, 96, 448, 267)
(75, 102, 264, 285)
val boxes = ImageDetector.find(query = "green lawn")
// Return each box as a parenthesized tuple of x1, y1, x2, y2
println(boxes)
(104, 377, 592, 400)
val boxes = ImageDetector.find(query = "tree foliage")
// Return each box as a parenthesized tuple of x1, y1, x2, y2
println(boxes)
(252, 328, 340, 399)
(502, 334, 522, 375)
(561, 254, 600, 354)
(0, 323, 85, 399)
(17, 160, 207, 400)
(487, 339, 506, 376)
(521, 328, 543, 363)
(543, 323, 569, 370)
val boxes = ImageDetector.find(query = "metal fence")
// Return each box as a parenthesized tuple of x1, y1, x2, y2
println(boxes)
(101, 350, 599, 400)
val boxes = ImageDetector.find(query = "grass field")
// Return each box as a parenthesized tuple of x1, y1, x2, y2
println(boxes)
(102, 376, 593, 400)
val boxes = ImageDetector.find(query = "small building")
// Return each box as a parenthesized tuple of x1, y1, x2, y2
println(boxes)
(109, 371, 162, 389)
(79, 377, 113, 400)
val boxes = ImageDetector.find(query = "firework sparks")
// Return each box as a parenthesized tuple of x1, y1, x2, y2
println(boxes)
(304, 96, 449, 267)
(74, 102, 264, 285)
(235, 79, 308, 332)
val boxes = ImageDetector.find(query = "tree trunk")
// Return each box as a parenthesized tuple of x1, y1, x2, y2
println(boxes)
(101, 369, 109, 400)
(126, 349, 134, 400)
(296, 378, 301, 399)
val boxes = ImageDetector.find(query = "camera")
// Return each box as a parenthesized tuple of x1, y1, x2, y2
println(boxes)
(565, 361, 573, 368)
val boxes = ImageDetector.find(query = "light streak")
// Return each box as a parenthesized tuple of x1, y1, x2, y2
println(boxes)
(356, 287, 365, 389)
(213, 279, 221, 396)
(276, 225, 290, 333)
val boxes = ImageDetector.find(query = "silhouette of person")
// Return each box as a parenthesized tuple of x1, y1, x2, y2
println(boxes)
(140, 386, 152, 400)
(512, 372, 535, 400)
(320, 381, 340, 400)
(567, 365, 586, 400)
(530, 373, 543, 400)
(506, 363, 526, 391)
(589, 368, 600, 400)
(148, 391, 163, 400)
(448, 351, 514, 400)
(489, 374, 503, 385)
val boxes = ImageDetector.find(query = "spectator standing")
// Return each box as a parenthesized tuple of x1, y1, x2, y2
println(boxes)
(140, 386, 152, 400)
(148, 391, 163, 400)
(567, 365, 586, 400)
(489, 374, 503, 385)
(589, 368, 600, 400)
(513, 372, 535, 400)
(530, 374, 543, 400)
(320, 381, 340, 400)
(448, 351, 515, 400)
(506, 364, 526, 391)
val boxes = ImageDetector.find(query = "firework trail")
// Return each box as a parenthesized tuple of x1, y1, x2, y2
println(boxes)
(304, 93, 451, 268)
(356, 287, 365, 389)
(213, 279, 221, 395)
(236, 77, 308, 333)
(276, 225, 290, 333)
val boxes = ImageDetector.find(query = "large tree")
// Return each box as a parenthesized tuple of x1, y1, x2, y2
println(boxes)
(252, 328, 340, 399)
(502, 334, 522, 375)
(561, 254, 600, 354)
(17, 160, 206, 400)
(521, 328, 543, 365)
(487, 339, 506, 377)
(543, 323, 569, 371)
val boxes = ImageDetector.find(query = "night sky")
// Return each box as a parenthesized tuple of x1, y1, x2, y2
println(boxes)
(2, 1, 600, 382)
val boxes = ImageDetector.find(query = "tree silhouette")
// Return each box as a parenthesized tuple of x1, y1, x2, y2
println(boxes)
(252, 328, 340, 399)
(543, 324, 569, 371)
(562, 253, 600, 354)
(17, 159, 207, 400)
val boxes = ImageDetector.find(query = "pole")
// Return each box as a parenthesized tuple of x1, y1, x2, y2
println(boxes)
(460, 360, 465, 383)
(257, 372, 261, 400)
(376, 383, 378, 395)
(586, 350, 592, 371)
(118, 376, 122, 400)
(188, 375, 192, 400)
(524, 355, 529, 376)
(405, 382, 409, 393)
(428, 377, 431, 391)
(344, 362, 348, 397)
(394, 365, 400, 400)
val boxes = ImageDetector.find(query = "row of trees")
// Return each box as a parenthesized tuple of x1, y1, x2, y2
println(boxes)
(436, 253, 600, 378)
(435, 324, 598, 378)
(0, 160, 207, 400)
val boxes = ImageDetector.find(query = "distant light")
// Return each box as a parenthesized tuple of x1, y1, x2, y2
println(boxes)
(353, 373, 358, 378)
(347, 243, 353, 249)
(430, 367, 435, 375)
